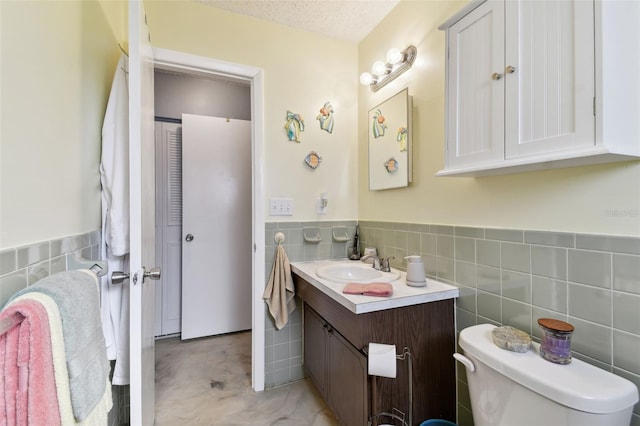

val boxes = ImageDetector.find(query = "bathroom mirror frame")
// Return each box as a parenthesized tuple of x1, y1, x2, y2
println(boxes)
(368, 88, 413, 190)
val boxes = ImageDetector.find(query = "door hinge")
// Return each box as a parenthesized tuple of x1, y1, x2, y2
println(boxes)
(593, 97, 596, 117)
(254, 243, 257, 252)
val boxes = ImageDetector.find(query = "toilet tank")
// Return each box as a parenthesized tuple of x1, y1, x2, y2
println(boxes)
(458, 324, 638, 426)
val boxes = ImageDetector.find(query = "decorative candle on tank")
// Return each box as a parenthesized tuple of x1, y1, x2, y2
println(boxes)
(537, 318, 574, 365)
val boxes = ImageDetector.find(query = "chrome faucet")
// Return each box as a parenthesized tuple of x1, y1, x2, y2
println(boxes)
(361, 254, 381, 270)
(361, 255, 395, 272)
(380, 256, 394, 273)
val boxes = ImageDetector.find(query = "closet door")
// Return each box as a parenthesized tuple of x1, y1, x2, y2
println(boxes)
(504, 0, 595, 158)
(181, 113, 252, 340)
(154, 121, 183, 336)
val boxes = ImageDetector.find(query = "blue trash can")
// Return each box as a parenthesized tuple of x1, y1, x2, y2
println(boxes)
(419, 420, 458, 426)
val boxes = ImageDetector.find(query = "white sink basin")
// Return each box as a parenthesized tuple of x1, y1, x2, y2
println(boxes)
(316, 263, 400, 283)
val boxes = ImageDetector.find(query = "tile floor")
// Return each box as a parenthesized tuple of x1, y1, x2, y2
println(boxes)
(155, 331, 339, 425)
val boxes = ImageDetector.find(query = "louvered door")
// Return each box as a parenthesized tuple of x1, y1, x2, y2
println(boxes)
(154, 121, 183, 336)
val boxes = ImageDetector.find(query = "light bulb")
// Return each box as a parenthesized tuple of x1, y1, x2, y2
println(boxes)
(359, 72, 373, 85)
(371, 61, 388, 77)
(386, 47, 403, 65)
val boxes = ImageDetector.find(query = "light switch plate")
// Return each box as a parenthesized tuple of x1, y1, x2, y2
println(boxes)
(270, 198, 294, 216)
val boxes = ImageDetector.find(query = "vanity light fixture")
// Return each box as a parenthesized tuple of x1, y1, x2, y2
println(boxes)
(360, 45, 417, 92)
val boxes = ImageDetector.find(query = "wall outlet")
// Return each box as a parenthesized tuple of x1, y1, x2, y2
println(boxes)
(270, 198, 294, 216)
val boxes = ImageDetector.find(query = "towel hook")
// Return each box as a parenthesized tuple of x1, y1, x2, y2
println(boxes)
(274, 232, 285, 245)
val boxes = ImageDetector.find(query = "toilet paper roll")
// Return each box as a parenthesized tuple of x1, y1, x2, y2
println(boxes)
(368, 343, 397, 378)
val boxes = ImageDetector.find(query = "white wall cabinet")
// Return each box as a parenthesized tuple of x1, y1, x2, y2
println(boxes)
(438, 0, 640, 177)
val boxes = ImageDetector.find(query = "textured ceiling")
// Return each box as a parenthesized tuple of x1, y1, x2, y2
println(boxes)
(196, 0, 400, 43)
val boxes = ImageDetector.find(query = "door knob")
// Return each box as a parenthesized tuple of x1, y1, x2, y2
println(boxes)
(111, 271, 130, 285)
(143, 266, 161, 282)
(111, 268, 160, 285)
(505, 65, 516, 74)
(185, 234, 194, 242)
(492, 72, 502, 81)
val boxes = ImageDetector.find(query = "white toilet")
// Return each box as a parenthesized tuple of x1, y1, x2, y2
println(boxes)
(454, 324, 639, 426)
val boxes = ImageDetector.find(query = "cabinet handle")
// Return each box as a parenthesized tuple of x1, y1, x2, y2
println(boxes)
(491, 72, 502, 81)
(505, 65, 516, 74)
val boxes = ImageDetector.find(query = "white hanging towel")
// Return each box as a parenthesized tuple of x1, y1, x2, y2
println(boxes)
(263, 245, 296, 329)
(99, 54, 131, 385)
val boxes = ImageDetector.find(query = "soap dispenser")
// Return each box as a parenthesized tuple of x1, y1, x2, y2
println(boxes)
(405, 255, 426, 287)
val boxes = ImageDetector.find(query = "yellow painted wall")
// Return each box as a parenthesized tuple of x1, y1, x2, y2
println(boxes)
(358, 1, 640, 237)
(98, 0, 128, 50)
(0, 1, 121, 248)
(144, 0, 359, 222)
(1, 0, 637, 252)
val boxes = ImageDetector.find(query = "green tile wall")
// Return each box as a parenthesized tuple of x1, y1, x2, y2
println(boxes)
(0, 230, 128, 425)
(358, 221, 640, 426)
(264, 220, 357, 388)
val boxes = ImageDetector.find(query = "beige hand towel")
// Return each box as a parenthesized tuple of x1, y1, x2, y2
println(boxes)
(263, 245, 296, 329)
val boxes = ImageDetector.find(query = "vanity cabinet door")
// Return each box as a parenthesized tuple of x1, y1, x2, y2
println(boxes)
(327, 328, 368, 426)
(445, 0, 505, 170)
(504, 0, 595, 159)
(304, 305, 328, 398)
(303, 303, 369, 426)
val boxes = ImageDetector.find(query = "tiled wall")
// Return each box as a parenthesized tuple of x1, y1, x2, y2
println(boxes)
(358, 221, 640, 426)
(264, 220, 357, 388)
(0, 230, 128, 426)
(0, 230, 101, 306)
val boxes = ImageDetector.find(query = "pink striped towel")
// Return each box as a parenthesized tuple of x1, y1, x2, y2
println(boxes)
(342, 282, 393, 297)
(0, 298, 60, 426)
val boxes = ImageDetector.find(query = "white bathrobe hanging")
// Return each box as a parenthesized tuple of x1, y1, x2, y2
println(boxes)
(100, 54, 131, 385)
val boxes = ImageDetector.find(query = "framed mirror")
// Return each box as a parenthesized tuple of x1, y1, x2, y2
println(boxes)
(368, 88, 412, 190)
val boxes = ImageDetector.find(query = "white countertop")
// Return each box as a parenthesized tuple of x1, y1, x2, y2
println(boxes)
(290, 259, 459, 315)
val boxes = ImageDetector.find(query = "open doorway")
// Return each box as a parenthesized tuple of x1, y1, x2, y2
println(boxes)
(152, 48, 265, 392)
(153, 69, 251, 339)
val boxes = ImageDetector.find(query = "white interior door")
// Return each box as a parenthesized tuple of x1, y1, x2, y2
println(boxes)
(181, 113, 252, 340)
(128, 1, 156, 424)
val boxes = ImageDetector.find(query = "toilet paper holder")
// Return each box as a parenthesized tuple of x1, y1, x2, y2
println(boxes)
(363, 346, 413, 426)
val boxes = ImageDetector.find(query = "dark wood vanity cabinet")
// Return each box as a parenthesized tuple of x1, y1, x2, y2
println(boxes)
(295, 273, 456, 426)
(304, 306, 328, 396)
(304, 305, 369, 426)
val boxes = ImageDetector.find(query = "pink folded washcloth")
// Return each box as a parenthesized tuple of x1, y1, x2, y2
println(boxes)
(342, 282, 393, 297)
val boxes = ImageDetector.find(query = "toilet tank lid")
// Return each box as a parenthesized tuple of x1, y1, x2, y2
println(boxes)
(459, 324, 639, 414)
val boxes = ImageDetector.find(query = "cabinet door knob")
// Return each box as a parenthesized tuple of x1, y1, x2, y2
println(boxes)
(505, 65, 516, 74)
(491, 72, 502, 81)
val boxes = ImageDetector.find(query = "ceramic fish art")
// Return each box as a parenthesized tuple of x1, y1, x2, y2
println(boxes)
(316, 101, 334, 133)
(304, 151, 322, 169)
(397, 127, 407, 152)
(372, 109, 386, 138)
(384, 157, 398, 173)
(285, 111, 305, 142)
